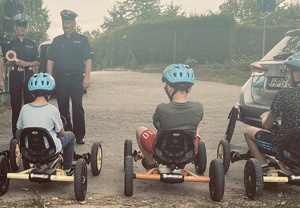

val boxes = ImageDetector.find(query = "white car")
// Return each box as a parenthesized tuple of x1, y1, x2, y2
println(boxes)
(225, 28, 299, 143)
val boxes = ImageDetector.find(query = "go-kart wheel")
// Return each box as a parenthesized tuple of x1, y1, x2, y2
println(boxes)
(74, 158, 87, 201)
(124, 139, 132, 169)
(225, 108, 238, 143)
(209, 159, 225, 201)
(9, 139, 21, 172)
(91, 142, 102, 176)
(217, 139, 231, 174)
(194, 141, 207, 175)
(244, 158, 263, 200)
(0, 155, 10, 196)
(124, 155, 133, 196)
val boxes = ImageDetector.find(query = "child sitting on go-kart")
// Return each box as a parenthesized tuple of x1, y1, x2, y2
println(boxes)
(15, 73, 75, 174)
(135, 64, 203, 170)
(244, 52, 300, 176)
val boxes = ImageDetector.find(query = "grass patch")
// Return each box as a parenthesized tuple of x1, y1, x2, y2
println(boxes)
(130, 62, 251, 86)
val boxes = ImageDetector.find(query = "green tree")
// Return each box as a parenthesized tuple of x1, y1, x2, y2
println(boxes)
(20, 0, 50, 44)
(219, 0, 299, 26)
(101, 0, 184, 32)
(162, 1, 186, 17)
(0, 0, 50, 44)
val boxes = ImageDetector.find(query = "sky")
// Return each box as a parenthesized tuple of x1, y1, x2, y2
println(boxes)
(42, 0, 225, 39)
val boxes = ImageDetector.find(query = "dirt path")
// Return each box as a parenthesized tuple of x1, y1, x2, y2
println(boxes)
(0, 71, 299, 207)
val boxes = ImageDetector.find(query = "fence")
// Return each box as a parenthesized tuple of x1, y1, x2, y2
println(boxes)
(92, 26, 289, 69)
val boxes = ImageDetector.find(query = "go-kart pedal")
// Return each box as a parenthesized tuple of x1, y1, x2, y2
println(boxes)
(230, 150, 252, 163)
(73, 152, 91, 165)
(230, 151, 242, 163)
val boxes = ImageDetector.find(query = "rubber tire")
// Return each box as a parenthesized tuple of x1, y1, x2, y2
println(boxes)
(9, 139, 20, 172)
(0, 155, 10, 196)
(209, 159, 225, 201)
(124, 139, 132, 169)
(124, 155, 133, 196)
(74, 158, 87, 201)
(91, 142, 102, 176)
(225, 108, 238, 143)
(244, 158, 263, 200)
(194, 141, 207, 175)
(217, 139, 231, 174)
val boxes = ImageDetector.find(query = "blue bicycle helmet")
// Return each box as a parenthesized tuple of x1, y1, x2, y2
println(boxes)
(162, 64, 195, 101)
(28, 73, 55, 94)
(284, 52, 300, 71)
(162, 64, 195, 86)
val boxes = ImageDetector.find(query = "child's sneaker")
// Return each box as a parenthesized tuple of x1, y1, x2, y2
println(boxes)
(141, 158, 158, 170)
(261, 164, 270, 176)
(65, 167, 75, 176)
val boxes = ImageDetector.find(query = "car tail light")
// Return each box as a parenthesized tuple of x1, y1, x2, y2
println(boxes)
(250, 62, 268, 76)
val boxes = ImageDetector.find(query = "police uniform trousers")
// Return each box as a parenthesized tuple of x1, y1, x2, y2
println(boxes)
(9, 68, 34, 138)
(53, 72, 85, 140)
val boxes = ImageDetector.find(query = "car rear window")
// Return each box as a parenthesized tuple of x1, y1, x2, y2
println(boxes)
(262, 35, 300, 61)
(261, 29, 300, 61)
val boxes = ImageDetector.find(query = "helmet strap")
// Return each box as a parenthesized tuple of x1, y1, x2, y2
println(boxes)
(164, 85, 172, 101)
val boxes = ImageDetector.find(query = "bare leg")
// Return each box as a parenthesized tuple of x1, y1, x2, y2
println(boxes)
(135, 126, 156, 165)
(244, 126, 267, 165)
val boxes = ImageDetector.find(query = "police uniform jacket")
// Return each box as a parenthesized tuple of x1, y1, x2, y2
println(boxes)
(47, 32, 94, 75)
(5, 38, 39, 69)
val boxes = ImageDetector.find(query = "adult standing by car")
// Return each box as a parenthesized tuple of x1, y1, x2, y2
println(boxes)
(4, 14, 40, 139)
(46, 10, 94, 144)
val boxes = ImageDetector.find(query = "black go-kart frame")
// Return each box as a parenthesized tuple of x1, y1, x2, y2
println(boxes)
(0, 127, 103, 201)
(124, 129, 225, 202)
(217, 118, 300, 200)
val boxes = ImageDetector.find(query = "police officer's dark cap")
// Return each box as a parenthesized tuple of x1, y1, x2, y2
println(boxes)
(60, 10, 78, 21)
(13, 14, 31, 26)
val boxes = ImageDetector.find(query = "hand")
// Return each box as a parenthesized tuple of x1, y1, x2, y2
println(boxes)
(15, 60, 29, 67)
(82, 77, 90, 90)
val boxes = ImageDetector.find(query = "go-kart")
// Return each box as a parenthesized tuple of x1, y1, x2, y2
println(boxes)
(0, 127, 103, 201)
(217, 125, 300, 199)
(123, 130, 225, 202)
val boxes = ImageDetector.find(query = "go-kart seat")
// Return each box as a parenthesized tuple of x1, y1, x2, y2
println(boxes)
(152, 130, 195, 166)
(280, 130, 300, 166)
(20, 127, 60, 165)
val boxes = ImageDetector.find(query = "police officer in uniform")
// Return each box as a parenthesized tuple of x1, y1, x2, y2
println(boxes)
(5, 14, 40, 138)
(47, 10, 94, 144)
